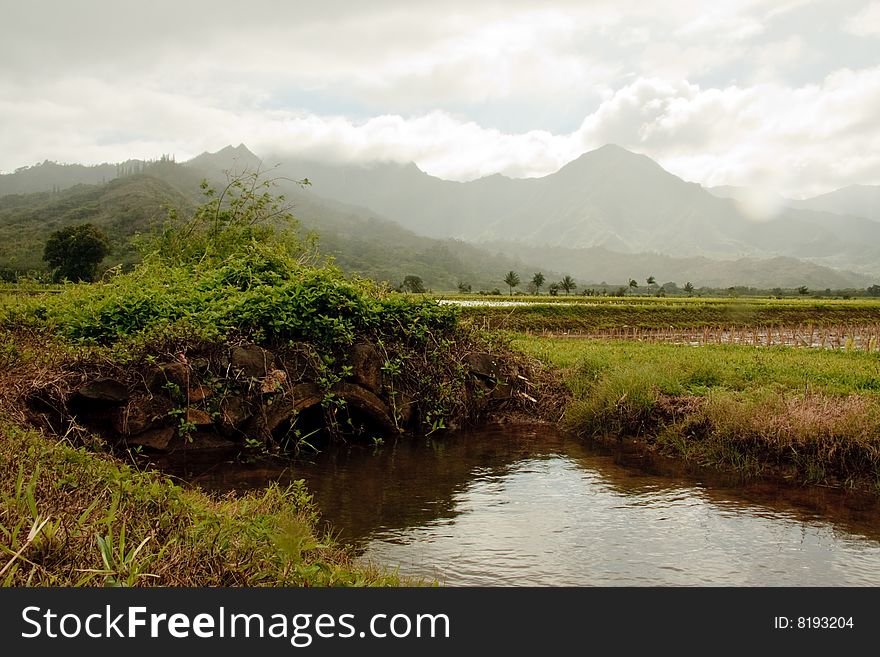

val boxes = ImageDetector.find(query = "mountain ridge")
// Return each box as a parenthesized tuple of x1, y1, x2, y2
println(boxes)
(2, 144, 878, 286)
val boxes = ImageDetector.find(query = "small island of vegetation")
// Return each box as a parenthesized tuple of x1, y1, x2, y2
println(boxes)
(0, 172, 553, 586)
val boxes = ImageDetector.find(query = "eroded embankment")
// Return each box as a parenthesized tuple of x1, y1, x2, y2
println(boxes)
(0, 317, 566, 588)
(4, 333, 561, 458)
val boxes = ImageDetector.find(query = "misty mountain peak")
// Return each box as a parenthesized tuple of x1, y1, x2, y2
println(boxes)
(557, 143, 661, 174)
(185, 144, 263, 173)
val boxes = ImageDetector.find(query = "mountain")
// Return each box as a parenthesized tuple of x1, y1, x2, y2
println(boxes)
(481, 242, 871, 290)
(260, 145, 880, 277)
(706, 185, 790, 220)
(0, 156, 547, 291)
(0, 161, 118, 195)
(184, 146, 876, 287)
(185, 144, 265, 175)
(1, 144, 877, 288)
(0, 159, 180, 196)
(260, 145, 735, 254)
(788, 185, 880, 222)
(0, 173, 193, 272)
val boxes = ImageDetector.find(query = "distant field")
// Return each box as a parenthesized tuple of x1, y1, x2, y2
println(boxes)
(445, 294, 880, 333)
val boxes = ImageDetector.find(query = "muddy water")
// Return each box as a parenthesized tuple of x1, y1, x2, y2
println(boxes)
(154, 426, 880, 586)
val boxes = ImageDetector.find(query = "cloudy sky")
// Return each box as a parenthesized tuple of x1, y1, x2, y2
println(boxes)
(2, 0, 879, 197)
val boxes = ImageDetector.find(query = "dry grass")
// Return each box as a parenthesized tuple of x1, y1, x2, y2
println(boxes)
(677, 393, 880, 484)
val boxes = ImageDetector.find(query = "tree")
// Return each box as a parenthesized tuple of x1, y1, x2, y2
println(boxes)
(798, 285, 809, 295)
(559, 275, 576, 295)
(43, 223, 110, 282)
(683, 281, 694, 296)
(646, 275, 656, 286)
(548, 283, 559, 296)
(531, 272, 546, 295)
(628, 278, 638, 294)
(504, 271, 520, 295)
(401, 275, 426, 293)
(457, 281, 471, 294)
(148, 169, 314, 268)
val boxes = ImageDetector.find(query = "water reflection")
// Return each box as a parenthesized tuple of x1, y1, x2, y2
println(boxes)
(151, 425, 880, 586)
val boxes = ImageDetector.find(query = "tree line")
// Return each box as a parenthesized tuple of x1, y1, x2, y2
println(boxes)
(30, 222, 880, 301)
(492, 272, 695, 297)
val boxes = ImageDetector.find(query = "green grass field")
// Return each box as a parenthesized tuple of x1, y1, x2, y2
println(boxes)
(513, 336, 880, 489)
(453, 295, 880, 333)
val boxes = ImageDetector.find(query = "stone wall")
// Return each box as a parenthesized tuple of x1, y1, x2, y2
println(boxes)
(27, 342, 528, 454)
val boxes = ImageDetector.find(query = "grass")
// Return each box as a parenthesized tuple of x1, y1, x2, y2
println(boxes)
(452, 295, 880, 333)
(513, 337, 880, 489)
(0, 423, 401, 586)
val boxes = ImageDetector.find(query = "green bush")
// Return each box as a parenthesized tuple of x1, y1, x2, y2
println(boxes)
(22, 172, 460, 351)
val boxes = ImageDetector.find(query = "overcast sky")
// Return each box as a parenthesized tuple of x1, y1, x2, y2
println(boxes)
(2, 0, 879, 197)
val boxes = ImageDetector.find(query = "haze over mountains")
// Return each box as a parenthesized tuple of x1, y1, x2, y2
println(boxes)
(258, 144, 880, 278)
(708, 184, 880, 224)
(1, 144, 877, 290)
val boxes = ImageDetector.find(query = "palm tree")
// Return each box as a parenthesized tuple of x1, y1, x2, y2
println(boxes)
(628, 278, 638, 295)
(503, 271, 521, 295)
(684, 281, 694, 296)
(647, 275, 656, 286)
(560, 275, 576, 295)
(531, 272, 546, 295)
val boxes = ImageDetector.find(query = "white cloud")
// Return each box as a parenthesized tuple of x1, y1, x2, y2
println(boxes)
(1, 0, 880, 198)
(5, 64, 880, 199)
(844, 1, 880, 36)
(578, 68, 880, 197)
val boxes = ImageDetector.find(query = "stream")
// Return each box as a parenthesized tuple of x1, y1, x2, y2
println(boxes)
(153, 425, 880, 586)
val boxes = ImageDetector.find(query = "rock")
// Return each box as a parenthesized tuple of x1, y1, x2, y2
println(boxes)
(332, 382, 397, 434)
(231, 344, 274, 378)
(391, 391, 416, 427)
(219, 395, 251, 429)
(188, 384, 212, 403)
(112, 402, 151, 435)
(489, 381, 514, 401)
(190, 357, 211, 374)
(146, 362, 189, 396)
(186, 408, 214, 425)
(349, 343, 385, 393)
(126, 426, 175, 450)
(466, 352, 500, 380)
(260, 369, 287, 394)
(252, 383, 323, 436)
(468, 379, 491, 412)
(292, 383, 323, 411)
(75, 378, 129, 404)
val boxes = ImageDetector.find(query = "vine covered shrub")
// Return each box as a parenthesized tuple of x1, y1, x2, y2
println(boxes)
(9, 172, 475, 436)
(28, 171, 460, 351)
(37, 256, 459, 351)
